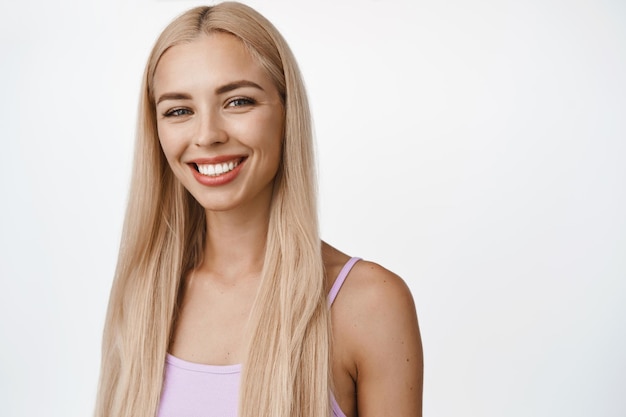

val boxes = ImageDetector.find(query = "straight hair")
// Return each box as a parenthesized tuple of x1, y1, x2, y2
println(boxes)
(94, 2, 330, 416)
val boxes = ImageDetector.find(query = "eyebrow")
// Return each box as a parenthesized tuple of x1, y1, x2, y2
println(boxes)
(156, 80, 265, 105)
(156, 92, 192, 105)
(215, 80, 265, 95)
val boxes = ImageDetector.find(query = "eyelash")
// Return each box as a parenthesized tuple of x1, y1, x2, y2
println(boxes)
(227, 97, 256, 107)
(163, 108, 191, 118)
(162, 97, 256, 117)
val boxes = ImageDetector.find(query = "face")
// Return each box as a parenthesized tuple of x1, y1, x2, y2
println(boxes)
(153, 32, 284, 214)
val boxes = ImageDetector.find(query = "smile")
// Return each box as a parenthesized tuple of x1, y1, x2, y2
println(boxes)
(195, 159, 242, 177)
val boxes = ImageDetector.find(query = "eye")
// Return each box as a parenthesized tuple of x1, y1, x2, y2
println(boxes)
(227, 97, 255, 108)
(164, 108, 192, 117)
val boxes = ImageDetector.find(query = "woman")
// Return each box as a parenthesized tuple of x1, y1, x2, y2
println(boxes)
(95, 2, 423, 417)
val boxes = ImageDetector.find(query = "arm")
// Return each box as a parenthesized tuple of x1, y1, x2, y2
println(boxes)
(344, 262, 424, 416)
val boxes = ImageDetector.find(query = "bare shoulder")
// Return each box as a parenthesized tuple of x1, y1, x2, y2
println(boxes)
(347, 260, 415, 309)
(324, 243, 423, 416)
(322, 242, 418, 324)
(337, 259, 421, 356)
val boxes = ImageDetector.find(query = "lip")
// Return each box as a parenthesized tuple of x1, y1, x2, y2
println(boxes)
(188, 155, 247, 187)
(189, 154, 246, 165)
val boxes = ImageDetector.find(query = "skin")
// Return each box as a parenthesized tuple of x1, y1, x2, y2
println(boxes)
(152, 32, 423, 417)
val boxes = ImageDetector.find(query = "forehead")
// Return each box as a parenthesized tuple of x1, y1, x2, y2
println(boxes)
(153, 32, 272, 95)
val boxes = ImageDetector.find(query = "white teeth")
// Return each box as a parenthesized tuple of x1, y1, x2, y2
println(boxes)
(197, 160, 240, 177)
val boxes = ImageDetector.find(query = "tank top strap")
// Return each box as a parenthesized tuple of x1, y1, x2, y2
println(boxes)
(327, 257, 362, 308)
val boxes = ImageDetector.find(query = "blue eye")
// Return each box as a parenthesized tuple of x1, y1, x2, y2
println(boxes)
(228, 97, 255, 107)
(164, 108, 192, 117)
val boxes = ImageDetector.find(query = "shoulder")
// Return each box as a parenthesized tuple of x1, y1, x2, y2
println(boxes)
(323, 242, 423, 415)
(329, 251, 423, 413)
(335, 259, 419, 352)
(323, 242, 420, 357)
(322, 241, 416, 316)
(345, 260, 415, 309)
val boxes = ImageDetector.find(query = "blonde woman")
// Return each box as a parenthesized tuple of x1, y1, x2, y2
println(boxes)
(95, 2, 423, 416)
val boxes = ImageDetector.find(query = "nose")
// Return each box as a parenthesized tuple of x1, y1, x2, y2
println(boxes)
(195, 108, 228, 147)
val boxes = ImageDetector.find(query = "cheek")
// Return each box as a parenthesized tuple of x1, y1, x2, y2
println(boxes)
(239, 112, 283, 154)
(262, 111, 285, 158)
(261, 122, 284, 174)
(157, 125, 182, 163)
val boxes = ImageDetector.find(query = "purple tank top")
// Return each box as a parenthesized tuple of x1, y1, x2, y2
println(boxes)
(157, 257, 361, 417)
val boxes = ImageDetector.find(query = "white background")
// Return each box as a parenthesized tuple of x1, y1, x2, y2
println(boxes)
(1, 0, 625, 416)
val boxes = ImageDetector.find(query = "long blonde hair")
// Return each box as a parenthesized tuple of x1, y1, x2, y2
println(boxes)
(95, 2, 330, 416)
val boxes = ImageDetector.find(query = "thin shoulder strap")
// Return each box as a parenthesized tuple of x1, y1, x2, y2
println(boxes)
(327, 257, 362, 308)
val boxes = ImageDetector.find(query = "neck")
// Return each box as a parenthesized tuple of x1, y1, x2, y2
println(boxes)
(200, 204, 270, 281)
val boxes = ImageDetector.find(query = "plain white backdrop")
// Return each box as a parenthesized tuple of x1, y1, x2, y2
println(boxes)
(1, 0, 625, 416)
